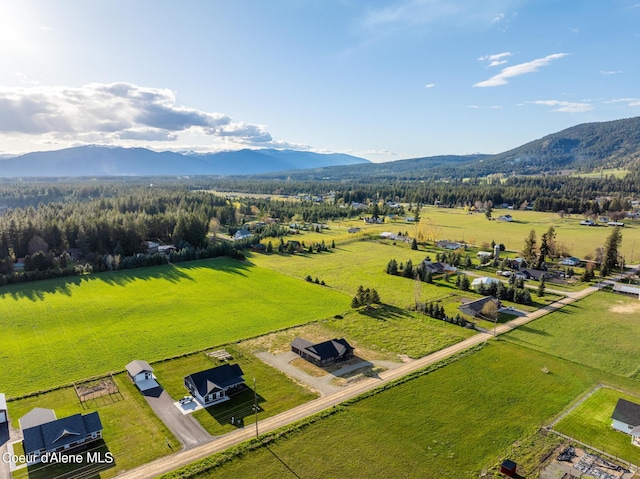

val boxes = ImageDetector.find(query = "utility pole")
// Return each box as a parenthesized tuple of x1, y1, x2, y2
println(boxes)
(253, 378, 259, 438)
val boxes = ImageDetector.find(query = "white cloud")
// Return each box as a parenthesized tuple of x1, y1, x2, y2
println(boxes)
(424, 83, 435, 88)
(473, 53, 568, 87)
(607, 98, 640, 107)
(0, 82, 294, 150)
(478, 52, 512, 67)
(359, 1, 520, 33)
(600, 70, 622, 75)
(529, 100, 593, 113)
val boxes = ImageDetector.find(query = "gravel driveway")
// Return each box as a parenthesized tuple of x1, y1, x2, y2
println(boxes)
(255, 351, 404, 396)
(143, 387, 212, 448)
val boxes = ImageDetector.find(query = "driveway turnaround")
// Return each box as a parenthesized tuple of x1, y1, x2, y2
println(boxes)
(143, 387, 212, 448)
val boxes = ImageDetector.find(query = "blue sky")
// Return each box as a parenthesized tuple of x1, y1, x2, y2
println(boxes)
(0, 0, 639, 162)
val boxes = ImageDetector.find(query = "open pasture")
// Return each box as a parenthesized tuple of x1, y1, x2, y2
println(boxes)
(175, 341, 632, 478)
(503, 291, 640, 377)
(0, 258, 351, 397)
(416, 206, 640, 260)
(250, 240, 457, 309)
(554, 386, 640, 464)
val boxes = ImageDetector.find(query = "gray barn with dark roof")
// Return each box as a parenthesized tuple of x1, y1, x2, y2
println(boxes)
(291, 338, 354, 365)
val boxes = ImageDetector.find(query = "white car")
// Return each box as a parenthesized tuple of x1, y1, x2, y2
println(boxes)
(179, 395, 194, 404)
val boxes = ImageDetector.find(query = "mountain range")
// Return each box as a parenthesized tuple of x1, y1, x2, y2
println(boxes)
(0, 116, 639, 178)
(0, 147, 369, 177)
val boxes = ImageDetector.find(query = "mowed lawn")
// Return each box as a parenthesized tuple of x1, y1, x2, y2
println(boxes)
(178, 341, 629, 478)
(554, 386, 640, 464)
(0, 258, 351, 397)
(503, 291, 640, 377)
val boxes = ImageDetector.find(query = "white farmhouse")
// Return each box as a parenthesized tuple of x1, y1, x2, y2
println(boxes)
(126, 359, 159, 391)
(612, 398, 640, 446)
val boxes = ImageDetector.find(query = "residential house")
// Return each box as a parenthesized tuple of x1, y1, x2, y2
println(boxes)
(158, 245, 177, 255)
(234, 229, 252, 241)
(348, 227, 362, 234)
(477, 251, 493, 261)
(506, 257, 526, 270)
(184, 364, 245, 406)
(421, 261, 457, 275)
(291, 338, 354, 366)
(611, 398, 640, 446)
(459, 296, 502, 318)
(470, 276, 500, 289)
(580, 220, 595, 226)
(125, 359, 158, 391)
(0, 393, 7, 423)
(498, 214, 513, 222)
(560, 257, 581, 267)
(436, 240, 464, 250)
(143, 241, 159, 254)
(20, 409, 103, 463)
(520, 269, 550, 281)
(379, 232, 397, 240)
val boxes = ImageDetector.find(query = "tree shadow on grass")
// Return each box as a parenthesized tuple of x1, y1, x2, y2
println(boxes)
(200, 385, 266, 427)
(359, 304, 412, 321)
(515, 325, 552, 336)
(0, 258, 254, 302)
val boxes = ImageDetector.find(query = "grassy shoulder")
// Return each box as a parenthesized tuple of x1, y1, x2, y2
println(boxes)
(9, 373, 178, 479)
(0, 257, 350, 397)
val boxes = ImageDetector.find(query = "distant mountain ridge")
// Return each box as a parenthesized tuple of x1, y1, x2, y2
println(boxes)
(265, 116, 640, 181)
(1, 116, 639, 178)
(0, 146, 369, 177)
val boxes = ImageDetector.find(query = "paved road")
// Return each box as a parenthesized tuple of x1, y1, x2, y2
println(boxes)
(117, 284, 599, 479)
(143, 387, 212, 448)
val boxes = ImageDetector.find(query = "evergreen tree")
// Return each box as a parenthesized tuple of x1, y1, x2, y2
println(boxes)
(411, 238, 418, 250)
(537, 276, 546, 297)
(523, 229, 537, 265)
(601, 226, 623, 276)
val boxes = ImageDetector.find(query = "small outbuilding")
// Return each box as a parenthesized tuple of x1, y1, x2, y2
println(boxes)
(0, 393, 7, 423)
(611, 398, 640, 446)
(184, 364, 245, 407)
(291, 338, 354, 366)
(126, 359, 159, 391)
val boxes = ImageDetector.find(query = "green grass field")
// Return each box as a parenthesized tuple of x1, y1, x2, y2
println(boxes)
(249, 241, 464, 309)
(150, 345, 317, 436)
(172, 341, 635, 478)
(503, 292, 640, 377)
(414, 206, 640, 260)
(0, 258, 351, 397)
(9, 373, 178, 479)
(554, 386, 640, 464)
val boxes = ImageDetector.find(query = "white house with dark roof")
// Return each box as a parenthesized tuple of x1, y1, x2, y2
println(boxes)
(20, 409, 103, 463)
(126, 359, 158, 391)
(0, 393, 7, 423)
(612, 398, 640, 446)
(184, 364, 245, 407)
